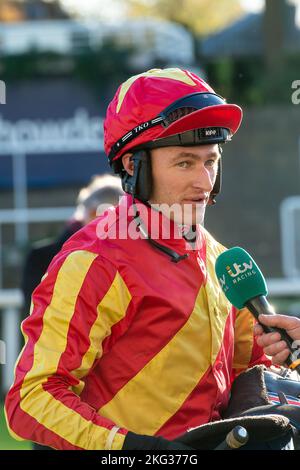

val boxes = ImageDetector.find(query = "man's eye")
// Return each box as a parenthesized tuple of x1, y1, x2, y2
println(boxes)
(206, 159, 217, 167)
(177, 161, 191, 168)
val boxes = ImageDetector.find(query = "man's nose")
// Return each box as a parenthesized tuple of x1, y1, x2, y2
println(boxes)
(192, 166, 214, 192)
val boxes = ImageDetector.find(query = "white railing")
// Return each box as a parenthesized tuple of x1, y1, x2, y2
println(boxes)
(267, 278, 300, 296)
(280, 196, 300, 278)
(0, 289, 23, 393)
(1, 280, 300, 394)
(0, 207, 74, 288)
(0, 130, 101, 267)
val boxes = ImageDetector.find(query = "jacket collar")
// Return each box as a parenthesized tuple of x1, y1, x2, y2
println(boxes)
(119, 194, 205, 255)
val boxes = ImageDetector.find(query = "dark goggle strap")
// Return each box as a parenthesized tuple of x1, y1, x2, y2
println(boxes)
(108, 116, 164, 164)
(108, 92, 227, 164)
(209, 157, 222, 205)
(134, 127, 231, 151)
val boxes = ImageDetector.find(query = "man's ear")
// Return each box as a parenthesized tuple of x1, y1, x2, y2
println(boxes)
(122, 153, 134, 176)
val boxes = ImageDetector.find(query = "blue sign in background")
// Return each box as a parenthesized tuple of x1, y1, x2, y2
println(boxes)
(0, 78, 113, 188)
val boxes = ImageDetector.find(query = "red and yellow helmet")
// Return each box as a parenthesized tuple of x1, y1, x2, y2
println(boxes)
(104, 67, 243, 170)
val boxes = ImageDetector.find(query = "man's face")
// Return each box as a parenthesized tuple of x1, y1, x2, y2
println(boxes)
(149, 144, 221, 225)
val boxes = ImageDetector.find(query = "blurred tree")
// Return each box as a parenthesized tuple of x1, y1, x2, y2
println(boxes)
(263, 0, 291, 100)
(0, 0, 69, 22)
(126, 0, 243, 36)
(264, 0, 285, 68)
(0, 1, 25, 21)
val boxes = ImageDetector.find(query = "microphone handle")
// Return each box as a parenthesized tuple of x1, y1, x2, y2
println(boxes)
(214, 426, 249, 450)
(214, 440, 231, 450)
(245, 296, 300, 374)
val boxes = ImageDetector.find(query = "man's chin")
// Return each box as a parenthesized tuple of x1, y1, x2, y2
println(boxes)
(173, 204, 206, 226)
(151, 201, 207, 225)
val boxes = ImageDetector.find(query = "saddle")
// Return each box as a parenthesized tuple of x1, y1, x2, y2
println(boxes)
(175, 365, 300, 450)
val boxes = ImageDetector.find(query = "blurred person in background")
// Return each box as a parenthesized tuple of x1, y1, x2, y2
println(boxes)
(21, 173, 123, 320)
(5, 68, 294, 451)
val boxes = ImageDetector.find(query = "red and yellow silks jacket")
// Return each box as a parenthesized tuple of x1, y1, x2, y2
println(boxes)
(5, 195, 271, 450)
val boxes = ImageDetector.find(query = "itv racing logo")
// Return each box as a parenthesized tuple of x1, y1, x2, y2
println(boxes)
(226, 259, 256, 284)
(226, 260, 253, 277)
(219, 259, 257, 291)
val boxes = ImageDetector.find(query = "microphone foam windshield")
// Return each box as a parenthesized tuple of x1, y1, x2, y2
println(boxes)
(215, 247, 267, 309)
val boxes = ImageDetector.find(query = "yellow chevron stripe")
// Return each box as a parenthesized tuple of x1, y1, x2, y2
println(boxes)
(204, 230, 255, 371)
(204, 230, 232, 365)
(98, 230, 231, 436)
(19, 250, 125, 450)
(99, 284, 211, 435)
(71, 271, 132, 396)
(117, 68, 197, 113)
(5, 317, 30, 440)
(233, 307, 255, 370)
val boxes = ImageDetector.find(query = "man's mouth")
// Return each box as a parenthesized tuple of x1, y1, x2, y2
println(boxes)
(182, 197, 207, 204)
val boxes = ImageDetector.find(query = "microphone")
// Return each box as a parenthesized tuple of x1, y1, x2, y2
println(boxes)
(215, 246, 300, 375)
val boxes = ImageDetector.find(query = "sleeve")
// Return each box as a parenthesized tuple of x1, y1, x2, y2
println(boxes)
(5, 248, 128, 450)
(232, 306, 272, 377)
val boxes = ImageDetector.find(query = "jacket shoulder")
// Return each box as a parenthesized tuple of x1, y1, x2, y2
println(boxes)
(201, 227, 227, 259)
(54, 206, 121, 264)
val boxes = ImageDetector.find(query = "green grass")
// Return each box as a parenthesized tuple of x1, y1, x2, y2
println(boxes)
(0, 402, 32, 450)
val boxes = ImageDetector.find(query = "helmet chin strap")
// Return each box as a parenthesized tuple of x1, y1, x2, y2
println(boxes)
(208, 146, 222, 205)
(121, 151, 152, 202)
(121, 155, 141, 199)
(208, 195, 217, 206)
(132, 200, 189, 263)
(120, 140, 223, 260)
(116, 129, 226, 205)
(121, 147, 222, 206)
(121, 155, 189, 262)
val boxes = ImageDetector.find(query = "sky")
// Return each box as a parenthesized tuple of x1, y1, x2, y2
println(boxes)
(60, 0, 127, 21)
(60, 0, 265, 21)
(240, 0, 264, 12)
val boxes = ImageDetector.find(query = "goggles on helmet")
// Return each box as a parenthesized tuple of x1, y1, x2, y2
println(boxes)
(108, 92, 228, 164)
(132, 127, 231, 153)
